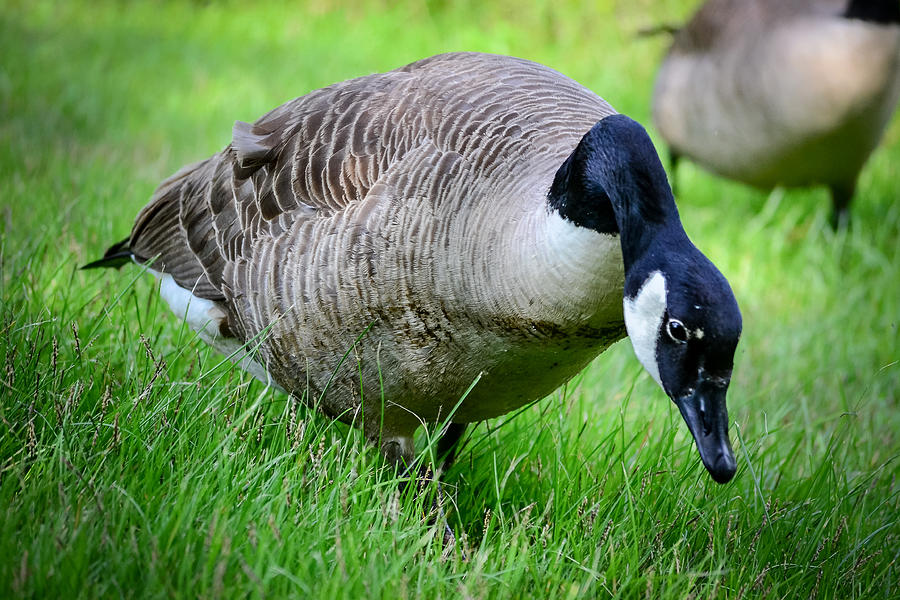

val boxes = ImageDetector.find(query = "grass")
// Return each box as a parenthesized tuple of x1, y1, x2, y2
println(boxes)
(1, 0, 899, 597)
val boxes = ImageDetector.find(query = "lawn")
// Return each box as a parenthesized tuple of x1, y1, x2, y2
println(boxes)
(1, 1, 898, 598)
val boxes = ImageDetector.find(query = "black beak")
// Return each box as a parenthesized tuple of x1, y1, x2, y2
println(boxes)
(674, 379, 736, 483)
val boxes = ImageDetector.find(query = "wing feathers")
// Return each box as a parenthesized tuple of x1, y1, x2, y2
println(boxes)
(123, 52, 614, 310)
(232, 120, 278, 178)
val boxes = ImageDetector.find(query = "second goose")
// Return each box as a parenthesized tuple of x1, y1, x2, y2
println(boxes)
(653, 0, 900, 227)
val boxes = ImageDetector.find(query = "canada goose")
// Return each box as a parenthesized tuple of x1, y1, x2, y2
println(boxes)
(653, 0, 900, 227)
(84, 52, 742, 486)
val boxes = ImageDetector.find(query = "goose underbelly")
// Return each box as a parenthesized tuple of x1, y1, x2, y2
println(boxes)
(249, 210, 628, 427)
(431, 321, 628, 423)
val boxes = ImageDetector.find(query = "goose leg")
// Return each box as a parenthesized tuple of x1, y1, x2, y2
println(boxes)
(432, 423, 468, 551)
(829, 182, 854, 230)
(381, 433, 459, 548)
(381, 435, 416, 473)
(436, 422, 467, 473)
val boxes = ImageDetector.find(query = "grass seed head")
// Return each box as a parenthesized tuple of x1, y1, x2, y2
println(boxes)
(811, 534, 827, 563)
(26, 407, 37, 461)
(848, 550, 882, 578)
(71, 322, 81, 359)
(725, 514, 735, 545)
(50, 336, 58, 379)
(100, 385, 111, 416)
(112, 413, 120, 449)
(67, 380, 84, 414)
(4, 345, 15, 387)
(752, 564, 771, 591)
(32, 371, 41, 402)
(831, 516, 848, 550)
(539, 522, 551, 548)
(808, 568, 824, 600)
(587, 504, 599, 534)
(139, 334, 154, 363)
(482, 508, 492, 536)
(598, 519, 613, 548)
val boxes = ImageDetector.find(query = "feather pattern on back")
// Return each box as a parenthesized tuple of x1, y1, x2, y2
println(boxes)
(126, 52, 622, 437)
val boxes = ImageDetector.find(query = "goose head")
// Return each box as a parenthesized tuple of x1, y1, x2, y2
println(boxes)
(623, 261, 741, 484)
(550, 114, 742, 483)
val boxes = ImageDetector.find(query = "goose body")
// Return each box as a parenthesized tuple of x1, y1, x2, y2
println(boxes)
(653, 0, 900, 225)
(87, 53, 742, 483)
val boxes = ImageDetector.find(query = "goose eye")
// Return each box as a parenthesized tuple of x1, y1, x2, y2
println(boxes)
(666, 319, 689, 343)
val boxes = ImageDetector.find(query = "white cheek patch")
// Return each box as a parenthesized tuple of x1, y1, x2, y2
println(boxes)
(623, 271, 667, 389)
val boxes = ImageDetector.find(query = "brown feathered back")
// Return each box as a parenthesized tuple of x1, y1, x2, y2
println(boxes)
(130, 52, 612, 304)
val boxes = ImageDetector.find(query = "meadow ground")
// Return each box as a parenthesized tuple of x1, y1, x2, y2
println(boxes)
(1, 1, 898, 598)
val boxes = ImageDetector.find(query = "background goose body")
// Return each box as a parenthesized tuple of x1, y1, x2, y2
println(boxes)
(88, 52, 742, 482)
(653, 0, 900, 225)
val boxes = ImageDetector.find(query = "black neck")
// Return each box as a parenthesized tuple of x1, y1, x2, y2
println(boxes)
(845, 0, 900, 24)
(547, 114, 682, 273)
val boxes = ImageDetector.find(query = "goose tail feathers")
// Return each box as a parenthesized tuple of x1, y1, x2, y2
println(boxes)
(81, 238, 133, 270)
